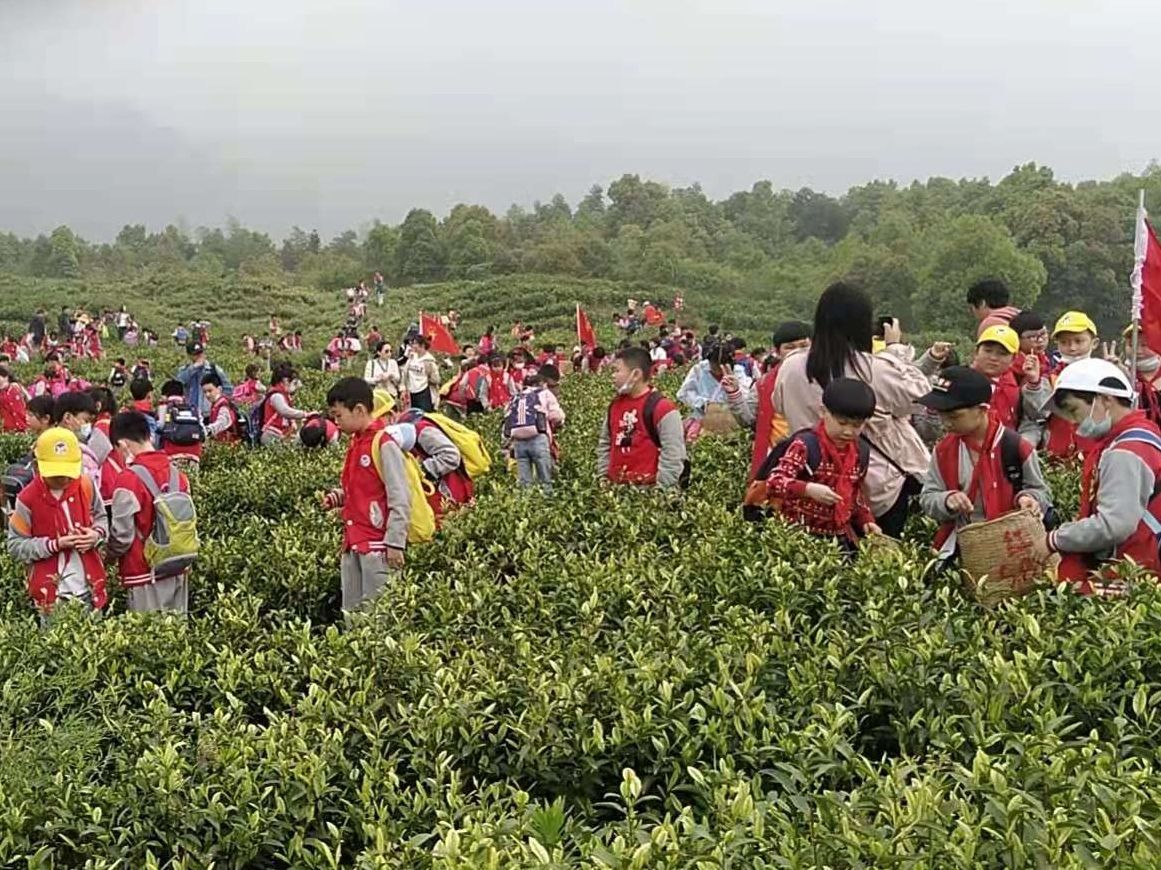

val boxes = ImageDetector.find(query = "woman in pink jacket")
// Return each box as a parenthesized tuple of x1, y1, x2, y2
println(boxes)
(774, 282, 931, 537)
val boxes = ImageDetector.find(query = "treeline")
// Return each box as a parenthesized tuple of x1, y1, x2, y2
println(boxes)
(1, 162, 1158, 334)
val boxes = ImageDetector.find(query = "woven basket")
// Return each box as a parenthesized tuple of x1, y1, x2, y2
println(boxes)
(700, 402, 740, 436)
(958, 509, 1056, 605)
(859, 533, 902, 561)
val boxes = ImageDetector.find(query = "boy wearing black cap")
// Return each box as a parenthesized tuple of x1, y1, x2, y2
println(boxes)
(765, 377, 881, 553)
(917, 366, 1052, 560)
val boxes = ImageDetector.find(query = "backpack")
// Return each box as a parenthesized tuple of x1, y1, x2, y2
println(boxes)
(131, 463, 199, 578)
(744, 428, 870, 522)
(159, 402, 205, 448)
(2, 453, 35, 524)
(606, 390, 691, 489)
(223, 400, 252, 444)
(991, 427, 1058, 531)
(246, 397, 268, 447)
(371, 430, 436, 544)
(406, 410, 492, 478)
(110, 369, 128, 389)
(1110, 428, 1161, 547)
(503, 391, 546, 441)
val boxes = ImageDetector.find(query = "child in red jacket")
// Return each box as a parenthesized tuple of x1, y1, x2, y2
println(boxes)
(6, 427, 108, 617)
(321, 378, 411, 613)
(766, 378, 882, 554)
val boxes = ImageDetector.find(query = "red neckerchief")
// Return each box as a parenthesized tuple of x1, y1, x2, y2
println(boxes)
(814, 421, 859, 527)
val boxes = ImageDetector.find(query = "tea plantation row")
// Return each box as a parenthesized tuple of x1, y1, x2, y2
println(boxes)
(0, 365, 1159, 867)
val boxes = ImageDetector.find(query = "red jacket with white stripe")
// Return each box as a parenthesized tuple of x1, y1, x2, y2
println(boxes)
(107, 451, 189, 587)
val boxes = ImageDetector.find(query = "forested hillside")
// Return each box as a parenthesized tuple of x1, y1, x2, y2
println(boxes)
(3, 163, 1159, 336)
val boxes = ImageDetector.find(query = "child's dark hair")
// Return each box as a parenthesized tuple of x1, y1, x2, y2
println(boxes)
(325, 376, 373, 412)
(0, 365, 12, 381)
(27, 394, 54, 420)
(538, 364, 561, 384)
(88, 386, 115, 416)
(129, 379, 153, 401)
(299, 421, 327, 449)
(201, 371, 224, 388)
(822, 377, 876, 420)
(966, 279, 1010, 309)
(1054, 385, 1133, 409)
(1009, 310, 1045, 335)
(109, 410, 152, 444)
(53, 390, 97, 423)
(160, 379, 185, 399)
(244, 363, 260, 380)
(270, 362, 296, 385)
(615, 347, 652, 379)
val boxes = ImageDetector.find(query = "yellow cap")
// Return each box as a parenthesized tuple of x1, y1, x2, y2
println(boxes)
(1053, 311, 1097, 337)
(871, 337, 886, 354)
(977, 325, 1018, 355)
(371, 388, 396, 420)
(34, 427, 82, 479)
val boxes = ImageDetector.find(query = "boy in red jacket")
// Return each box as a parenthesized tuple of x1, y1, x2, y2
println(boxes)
(766, 378, 882, 554)
(917, 366, 1052, 563)
(107, 411, 192, 613)
(597, 347, 687, 489)
(321, 377, 411, 613)
(6, 427, 108, 617)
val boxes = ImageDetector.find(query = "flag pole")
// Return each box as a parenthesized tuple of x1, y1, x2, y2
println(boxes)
(1131, 190, 1146, 405)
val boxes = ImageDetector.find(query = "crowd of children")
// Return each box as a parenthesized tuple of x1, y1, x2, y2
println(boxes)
(6, 275, 1161, 621)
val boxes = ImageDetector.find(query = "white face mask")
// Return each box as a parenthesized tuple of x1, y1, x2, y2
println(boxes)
(1139, 356, 1161, 374)
(1059, 351, 1091, 366)
(1076, 402, 1113, 439)
(78, 423, 93, 441)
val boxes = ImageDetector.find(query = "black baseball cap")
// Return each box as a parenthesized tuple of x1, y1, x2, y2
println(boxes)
(771, 320, 811, 348)
(186, 341, 205, 356)
(917, 366, 992, 412)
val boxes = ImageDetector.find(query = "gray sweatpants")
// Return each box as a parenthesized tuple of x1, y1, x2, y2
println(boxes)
(340, 551, 391, 613)
(127, 574, 189, 615)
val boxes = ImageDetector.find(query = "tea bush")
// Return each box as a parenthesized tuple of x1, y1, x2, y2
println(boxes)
(2, 289, 1161, 866)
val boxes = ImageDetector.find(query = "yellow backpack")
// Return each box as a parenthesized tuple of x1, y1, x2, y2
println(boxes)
(371, 431, 436, 545)
(421, 412, 492, 479)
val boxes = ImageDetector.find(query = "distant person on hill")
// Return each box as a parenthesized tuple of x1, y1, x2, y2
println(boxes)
(967, 279, 1020, 337)
(260, 362, 311, 446)
(374, 271, 385, 307)
(404, 336, 441, 412)
(175, 342, 232, 417)
(597, 347, 687, 489)
(28, 309, 46, 350)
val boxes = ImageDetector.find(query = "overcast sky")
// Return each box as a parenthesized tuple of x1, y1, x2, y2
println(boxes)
(1, 0, 1156, 241)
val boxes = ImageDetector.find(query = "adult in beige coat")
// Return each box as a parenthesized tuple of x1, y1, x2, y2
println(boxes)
(774, 282, 931, 537)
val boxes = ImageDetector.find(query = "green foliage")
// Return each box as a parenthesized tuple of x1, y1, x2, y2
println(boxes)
(0, 301, 1160, 864)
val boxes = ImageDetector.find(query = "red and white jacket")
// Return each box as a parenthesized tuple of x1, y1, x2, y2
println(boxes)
(7, 475, 108, 610)
(107, 451, 190, 587)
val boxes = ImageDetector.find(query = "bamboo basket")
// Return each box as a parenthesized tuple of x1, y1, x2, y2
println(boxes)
(958, 509, 1057, 605)
(700, 402, 740, 436)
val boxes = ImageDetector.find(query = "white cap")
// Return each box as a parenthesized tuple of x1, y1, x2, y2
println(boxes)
(1050, 358, 1135, 408)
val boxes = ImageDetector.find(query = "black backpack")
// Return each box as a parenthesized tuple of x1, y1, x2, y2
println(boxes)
(745, 429, 871, 522)
(2, 453, 35, 526)
(159, 401, 205, 448)
(607, 390, 691, 489)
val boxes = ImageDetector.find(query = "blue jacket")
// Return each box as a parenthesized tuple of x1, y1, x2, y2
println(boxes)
(175, 361, 233, 417)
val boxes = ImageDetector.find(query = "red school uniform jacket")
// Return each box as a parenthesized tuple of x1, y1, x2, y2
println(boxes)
(110, 451, 190, 587)
(1053, 411, 1161, 587)
(605, 389, 676, 486)
(339, 418, 393, 553)
(0, 383, 27, 432)
(209, 395, 240, 444)
(9, 475, 108, 610)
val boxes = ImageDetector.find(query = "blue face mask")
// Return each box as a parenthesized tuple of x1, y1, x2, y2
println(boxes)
(1076, 403, 1112, 439)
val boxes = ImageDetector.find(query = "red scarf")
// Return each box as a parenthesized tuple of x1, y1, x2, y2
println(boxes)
(932, 418, 1022, 548)
(985, 367, 1019, 429)
(814, 422, 859, 528)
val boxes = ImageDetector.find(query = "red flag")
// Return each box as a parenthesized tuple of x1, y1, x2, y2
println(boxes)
(420, 311, 459, 355)
(1139, 221, 1161, 356)
(576, 303, 595, 349)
